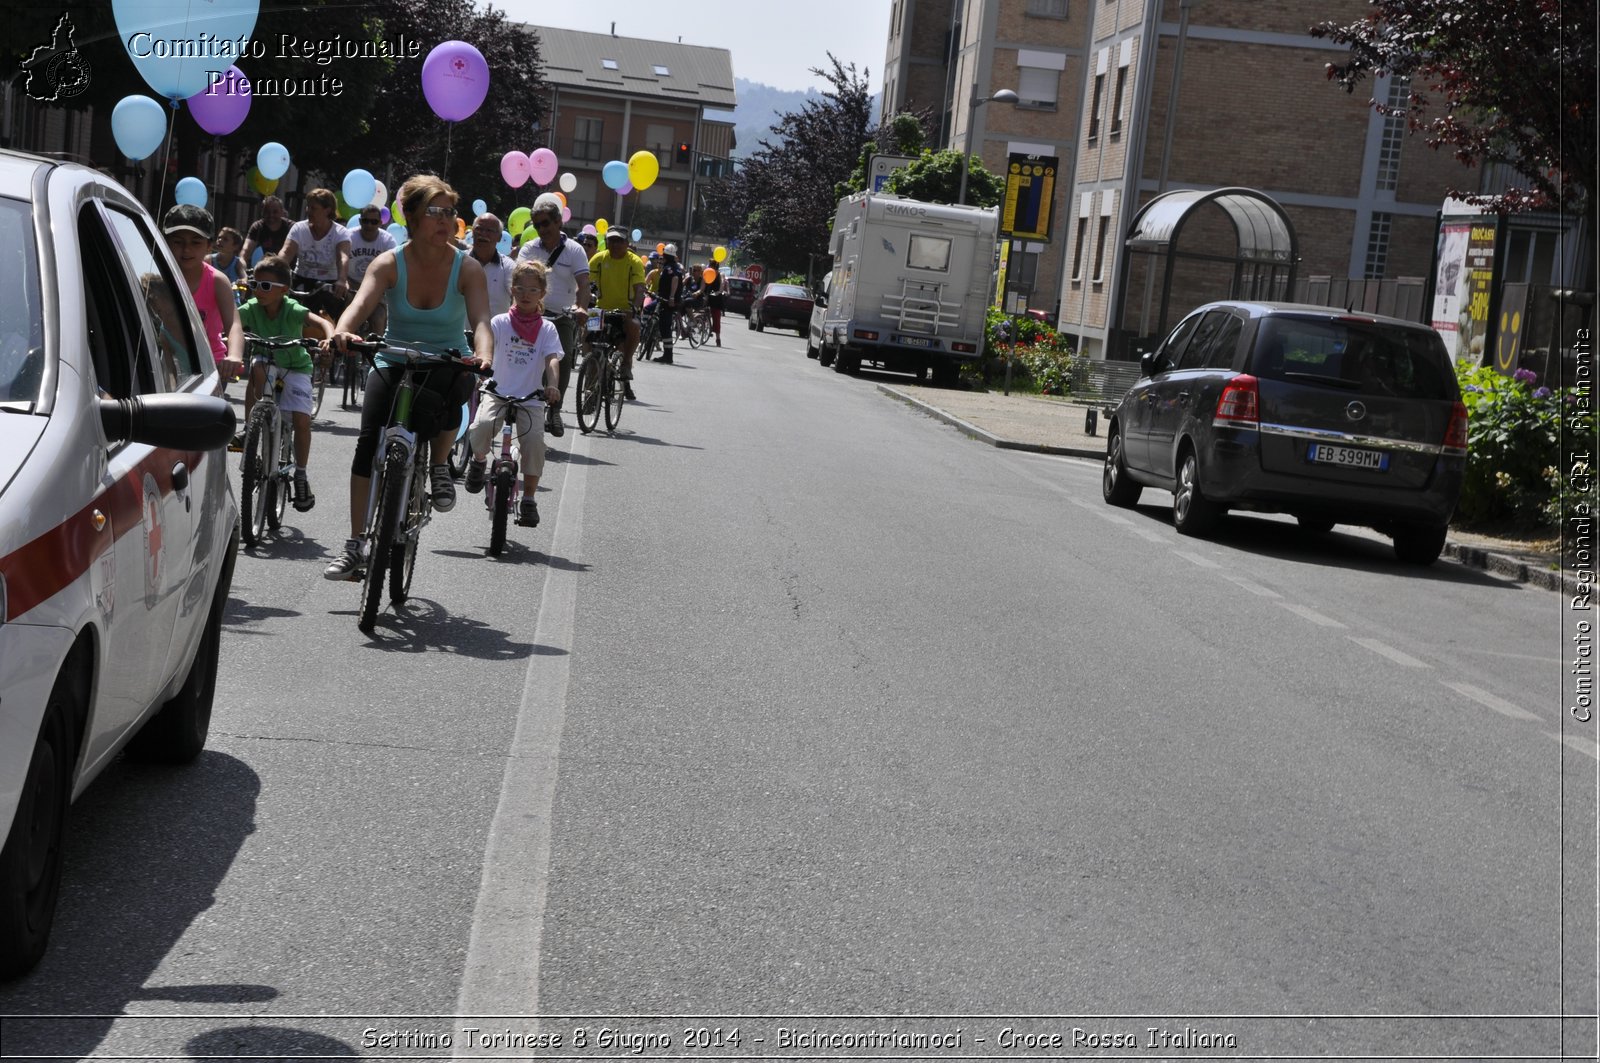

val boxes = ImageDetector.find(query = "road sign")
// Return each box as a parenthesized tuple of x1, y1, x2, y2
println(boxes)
(1000, 153, 1058, 242)
(870, 153, 917, 192)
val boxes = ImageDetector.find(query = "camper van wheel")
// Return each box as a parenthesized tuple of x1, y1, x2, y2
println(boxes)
(931, 359, 959, 389)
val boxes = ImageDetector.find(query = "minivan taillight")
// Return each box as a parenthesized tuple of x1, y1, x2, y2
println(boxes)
(1213, 374, 1260, 427)
(1443, 401, 1469, 451)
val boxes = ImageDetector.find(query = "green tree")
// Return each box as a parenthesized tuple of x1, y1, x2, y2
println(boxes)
(883, 148, 1005, 207)
(835, 111, 930, 200)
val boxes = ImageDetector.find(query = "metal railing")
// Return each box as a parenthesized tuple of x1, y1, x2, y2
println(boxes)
(881, 279, 959, 335)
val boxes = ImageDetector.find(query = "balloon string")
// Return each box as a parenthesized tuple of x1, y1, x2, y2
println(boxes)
(154, 99, 179, 220)
(444, 122, 453, 179)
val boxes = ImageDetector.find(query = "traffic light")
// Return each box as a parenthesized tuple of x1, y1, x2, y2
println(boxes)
(675, 142, 692, 165)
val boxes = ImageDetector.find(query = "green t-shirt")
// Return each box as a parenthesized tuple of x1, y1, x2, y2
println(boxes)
(588, 250, 645, 311)
(239, 297, 314, 372)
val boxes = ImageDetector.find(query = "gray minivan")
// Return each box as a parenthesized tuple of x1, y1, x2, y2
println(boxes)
(1102, 301, 1468, 564)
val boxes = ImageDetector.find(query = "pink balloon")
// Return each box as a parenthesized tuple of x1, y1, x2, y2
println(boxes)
(421, 40, 490, 123)
(528, 147, 559, 186)
(500, 151, 530, 188)
(186, 66, 251, 135)
(561, 206, 572, 223)
(618, 182, 633, 196)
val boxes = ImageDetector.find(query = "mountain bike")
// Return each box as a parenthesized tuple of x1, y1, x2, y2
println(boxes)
(636, 302, 661, 362)
(343, 338, 487, 632)
(575, 310, 630, 435)
(681, 302, 713, 349)
(476, 382, 546, 557)
(239, 334, 315, 547)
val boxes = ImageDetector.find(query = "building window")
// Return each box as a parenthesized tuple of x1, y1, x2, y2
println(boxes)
(653, 65, 670, 76)
(1071, 217, 1088, 281)
(1109, 66, 1127, 135)
(601, 58, 618, 70)
(1364, 212, 1392, 279)
(1088, 73, 1104, 140)
(1092, 215, 1111, 282)
(1375, 76, 1409, 192)
(1018, 66, 1058, 109)
(646, 123, 673, 166)
(574, 117, 604, 162)
(1025, 0, 1067, 16)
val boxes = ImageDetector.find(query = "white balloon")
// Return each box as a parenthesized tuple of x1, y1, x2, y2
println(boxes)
(369, 179, 388, 208)
(559, 172, 577, 194)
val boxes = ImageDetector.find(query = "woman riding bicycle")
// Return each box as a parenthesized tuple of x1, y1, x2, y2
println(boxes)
(323, 174, 494, 581)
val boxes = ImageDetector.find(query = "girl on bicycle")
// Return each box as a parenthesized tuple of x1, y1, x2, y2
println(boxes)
(462, 260, 563, 527)
(323, 174, 494, 581)
(162, 204, 244, 384)
(237, 255, 335, 512)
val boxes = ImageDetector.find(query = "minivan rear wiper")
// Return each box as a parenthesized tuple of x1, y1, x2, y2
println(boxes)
(1281, 371, 1362, 391)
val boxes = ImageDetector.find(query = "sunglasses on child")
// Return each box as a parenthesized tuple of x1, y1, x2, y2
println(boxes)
(248, 279, 288, 291)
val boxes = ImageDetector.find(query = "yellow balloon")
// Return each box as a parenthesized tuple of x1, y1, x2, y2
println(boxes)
(392, 199, 406, 227)
(712, 245, 727, 263)
(628, 149, 660, 192)
(595, 218, 609, 237)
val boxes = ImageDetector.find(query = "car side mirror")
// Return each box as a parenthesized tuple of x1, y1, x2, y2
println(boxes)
(100, 393, 237, 450)
(814, 292, 827, 307)
(1140, 351, 1158, 376)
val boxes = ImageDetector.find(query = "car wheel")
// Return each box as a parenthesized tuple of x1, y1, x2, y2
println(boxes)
(0, 663, 80, 979)
(806, 337, 819, 359)
(1103, 427, 1141, 508)
(931, 359, 959, 389)
(753, 312, 764, 332)
(746, 313, 755, 331)
(127, 530, 238, 764)
(1392, 522, 1448, 565)
(797, 326, 808, 338)
(1297, 515, 1336, 534)
(818, 342, 835, 368)
(1172, 447, 1221, 537)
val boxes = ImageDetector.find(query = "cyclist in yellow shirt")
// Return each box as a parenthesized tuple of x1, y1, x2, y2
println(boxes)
(588, 230, 646, 399)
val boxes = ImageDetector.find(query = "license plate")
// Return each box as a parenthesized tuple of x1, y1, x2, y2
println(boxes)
(895, 335, 934, 348)
(585, 315, 602, 332)
(1307, 443, 1388, 471)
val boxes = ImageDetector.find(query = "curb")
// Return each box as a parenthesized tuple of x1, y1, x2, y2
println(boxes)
(877, 383, 1579, 596)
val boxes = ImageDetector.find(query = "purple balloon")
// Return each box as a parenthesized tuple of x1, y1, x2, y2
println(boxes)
(421, 40, 490, 123)
(186, 66, 251, 135)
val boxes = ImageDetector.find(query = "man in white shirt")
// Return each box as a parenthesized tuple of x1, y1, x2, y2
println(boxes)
(517, 193, 591, 433)
(470, 213, 516, 317)
(347, 206, 397, 336)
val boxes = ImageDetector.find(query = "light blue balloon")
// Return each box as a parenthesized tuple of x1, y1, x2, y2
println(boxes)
(631, 228, 642, 241)
(497, 232, 512, 256)
(257, 141, 290, 181)
(349, 214, 361, 228)
(174, 176, 207, 207)
(111, 95, 167, 160)
(472, 199, 488, 217)
(249, 245, 264, 267)
(112, 0, 261, 100)
(386, 223, 408, 243)
(341, 168, 376, 211)
(601, 159, 630, 190)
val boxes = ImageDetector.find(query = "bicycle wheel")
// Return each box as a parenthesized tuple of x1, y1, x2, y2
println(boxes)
(690, 311, 711, 348)
(390, 458, 428, 604)
(240, 408, 270, 546)
(310, 361, 328, 418)
(603, 353, 625, 432)
(576, 352, 603, 434)
(267, 418, 290, 530)
(638, 316, 657, 361)
(488, 465, 513, 557)
(360, 442, 408, 632)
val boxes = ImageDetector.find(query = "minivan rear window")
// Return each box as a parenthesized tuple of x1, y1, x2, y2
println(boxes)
(1253, 315, 1456, 401)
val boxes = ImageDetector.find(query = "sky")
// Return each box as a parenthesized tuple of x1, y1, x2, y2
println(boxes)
(493, 0, 894, 94)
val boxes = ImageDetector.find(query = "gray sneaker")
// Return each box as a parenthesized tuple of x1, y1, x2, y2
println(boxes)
(430, 464, 456, 512)
(323, 538, 364, 581)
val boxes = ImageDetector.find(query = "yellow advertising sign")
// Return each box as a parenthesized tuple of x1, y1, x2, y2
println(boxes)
(1000, 153, 1058, 242)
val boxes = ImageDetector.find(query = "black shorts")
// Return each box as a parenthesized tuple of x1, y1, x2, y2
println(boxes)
(351, 361, 473, 475)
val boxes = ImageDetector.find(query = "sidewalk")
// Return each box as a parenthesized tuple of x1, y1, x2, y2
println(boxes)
(877, 382, 1577, 594)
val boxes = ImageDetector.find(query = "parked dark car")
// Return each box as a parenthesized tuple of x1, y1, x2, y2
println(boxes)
(1101, 301, 1467, 564)
(748, 283, 814, 336)
(723, 276, 756, 317)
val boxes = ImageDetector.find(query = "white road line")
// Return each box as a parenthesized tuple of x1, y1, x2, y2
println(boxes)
(1443, 681, 1539, 722)
(453, 431, 590, 1044)
(1097, 511, 1135, 526)
(1129, 526, 1167, 543)
(1275, 601, 1347, 628)
(1545, 732, 1600, 760)
(1347, 636, 1431, 668)
(1171, 550, 1220, 569)
(1221, 574, 1281, 599)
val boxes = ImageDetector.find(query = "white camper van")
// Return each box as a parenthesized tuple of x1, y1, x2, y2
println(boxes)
(814, 191, 998, 387)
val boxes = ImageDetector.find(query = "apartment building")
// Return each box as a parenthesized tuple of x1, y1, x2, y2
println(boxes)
(884, 0, 1474, 360)
(530, 26, 736, 255)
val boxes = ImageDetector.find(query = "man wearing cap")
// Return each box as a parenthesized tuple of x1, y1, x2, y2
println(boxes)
(518, 194, 591, 432)
(653, 243, 685, 365)
(588, 230, 646, 399)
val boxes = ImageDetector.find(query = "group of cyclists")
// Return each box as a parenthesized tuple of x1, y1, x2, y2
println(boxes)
(161, 173, 723, 592)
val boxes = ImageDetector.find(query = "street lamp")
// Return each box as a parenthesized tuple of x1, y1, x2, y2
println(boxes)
(956, 86, 1018, 206)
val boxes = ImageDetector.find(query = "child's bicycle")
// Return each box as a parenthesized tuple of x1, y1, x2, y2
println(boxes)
(239, 334, 315, 547)
(476, 381, 546, 557)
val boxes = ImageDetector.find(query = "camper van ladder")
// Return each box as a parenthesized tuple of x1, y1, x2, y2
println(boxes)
(881, 278, 960, 336)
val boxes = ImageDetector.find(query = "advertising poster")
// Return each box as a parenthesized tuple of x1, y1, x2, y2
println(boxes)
(1000, 154, 1057, 242)
(1430, 217, 1499, 363)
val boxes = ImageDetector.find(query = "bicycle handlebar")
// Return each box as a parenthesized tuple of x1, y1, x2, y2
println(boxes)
(243, 333, 313, 350)
(343, 337, 490, 376)
(482, 380, 550, 405)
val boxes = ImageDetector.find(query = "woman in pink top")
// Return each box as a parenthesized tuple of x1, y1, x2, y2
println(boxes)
(162, 204, 244, 383)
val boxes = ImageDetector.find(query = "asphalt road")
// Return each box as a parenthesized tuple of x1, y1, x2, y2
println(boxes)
(2, 318, 1593, 1061)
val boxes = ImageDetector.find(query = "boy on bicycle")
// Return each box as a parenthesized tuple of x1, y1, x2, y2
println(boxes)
(236, 254, 335, 511)
(463, 260, 564, 527)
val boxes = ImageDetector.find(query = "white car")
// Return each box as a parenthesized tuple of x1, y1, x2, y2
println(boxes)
(0, 150, 238, 978)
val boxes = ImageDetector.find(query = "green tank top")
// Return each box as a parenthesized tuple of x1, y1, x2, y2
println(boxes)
(382, 245, 467, 365)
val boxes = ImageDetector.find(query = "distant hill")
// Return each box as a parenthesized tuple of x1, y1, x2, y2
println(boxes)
(730, 78, 881, 159)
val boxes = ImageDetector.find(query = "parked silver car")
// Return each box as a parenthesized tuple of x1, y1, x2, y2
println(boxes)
(0, 150, 237, 977)
(1102, 301, 1467, 564)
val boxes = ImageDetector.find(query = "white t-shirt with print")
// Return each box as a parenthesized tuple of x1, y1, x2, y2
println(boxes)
(489, 314, 563, 401)
(286, 219, 351, 281)
(348, 227, 397, 285)
(517, 235, 590, 312)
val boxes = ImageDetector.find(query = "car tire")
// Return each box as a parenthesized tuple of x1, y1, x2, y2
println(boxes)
(931, 359, 959, 389)
(818, 343, 835, 368)
(1103, 427, 1142, 508)
(753, 312, 764, 332)
(1297, 515, 1336, 534)
(746, 314, 755, 331)
(0, 663, 80, 980)
(1172, 447, 1221, 537)
(1392, 522, 1448, 565)
(806, 337, 819, 359)
(127, 528, 238, 764)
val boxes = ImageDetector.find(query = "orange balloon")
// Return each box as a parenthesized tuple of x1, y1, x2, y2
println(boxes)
(702, 267, 717, 284)
(656, 242, 665, 254)
(554, 191, 566, 207)
(456, 218, 468, 238)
